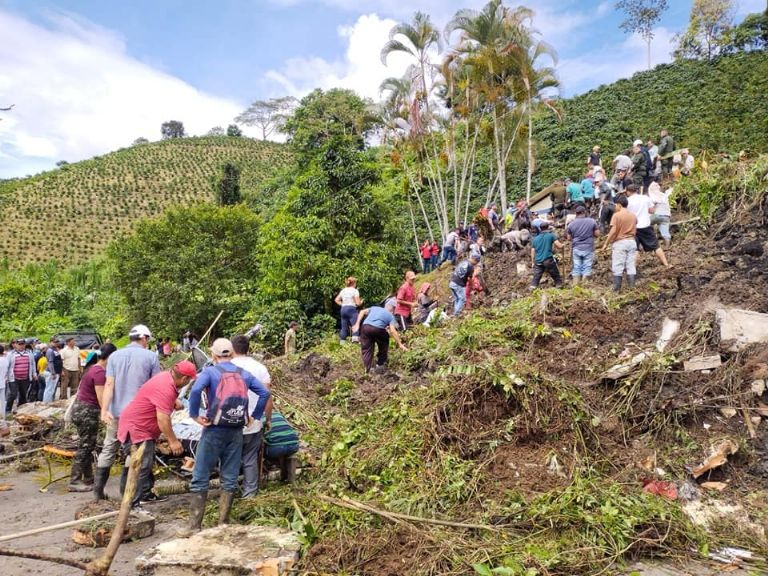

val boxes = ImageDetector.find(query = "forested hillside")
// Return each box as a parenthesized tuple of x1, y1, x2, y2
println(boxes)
(528, 51, 768, 189)
(0, 136, 290, 265)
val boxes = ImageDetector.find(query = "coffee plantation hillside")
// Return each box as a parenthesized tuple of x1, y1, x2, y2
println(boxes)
(0, 136, 290, 266)
(522, 51, 768, 191)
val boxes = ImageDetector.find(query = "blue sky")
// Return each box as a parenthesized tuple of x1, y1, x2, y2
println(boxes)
(0, 0, 763, 177)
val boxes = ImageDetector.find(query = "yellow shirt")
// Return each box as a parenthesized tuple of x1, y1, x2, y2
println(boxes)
(37, 356, 48, 373)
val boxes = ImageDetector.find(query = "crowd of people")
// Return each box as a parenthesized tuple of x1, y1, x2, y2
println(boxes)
(328, 130, 694, 374)
(0, 323, 301, 539)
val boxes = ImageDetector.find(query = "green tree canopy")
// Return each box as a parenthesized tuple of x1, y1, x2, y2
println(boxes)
(283, 88, 380, 165)
(161, 120, 186, 139)
(108, 203, 261, 338)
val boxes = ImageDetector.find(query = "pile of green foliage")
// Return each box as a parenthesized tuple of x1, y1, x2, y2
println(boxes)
(524, 51, 768, 192)
(233, 292, 729, 575)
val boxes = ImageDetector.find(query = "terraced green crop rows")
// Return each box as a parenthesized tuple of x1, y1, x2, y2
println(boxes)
(0, 136, 290, 265)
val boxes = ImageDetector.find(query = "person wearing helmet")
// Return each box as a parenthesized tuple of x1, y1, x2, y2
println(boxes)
(93, 324, 161, 501)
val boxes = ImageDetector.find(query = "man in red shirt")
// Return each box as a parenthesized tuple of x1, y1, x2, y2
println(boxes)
(117, 360, 197, 508)
(394, 270, 417, 331)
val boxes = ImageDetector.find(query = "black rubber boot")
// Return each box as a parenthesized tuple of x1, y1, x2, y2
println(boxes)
(92, 466, 111, 501)
(218, 491, 235, 525)
(177, 492, 208, 537)
(627, 275, 636, 289)
(612, 276, 623, 292)
(67, 462, 90, 492)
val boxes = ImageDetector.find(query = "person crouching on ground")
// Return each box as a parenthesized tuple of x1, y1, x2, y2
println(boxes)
(566, 205, 600, 285)
(530, 221, 564, 289)
(352, 299, 408, 374)
(601, 194, 638, 291)
(116, 360, 197, 508)
(68, 344, 117, 492)
(178, 338, 271, 537)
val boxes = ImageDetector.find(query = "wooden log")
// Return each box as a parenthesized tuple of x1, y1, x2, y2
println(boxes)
(0, 512, 119, 543)
(84, 442, 145, 576)
(0, 547, 89, 571)
(43, 445, 76, 458)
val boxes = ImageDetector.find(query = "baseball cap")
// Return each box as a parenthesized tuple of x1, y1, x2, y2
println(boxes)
(129, 324, 152, 338)
(173, 360, 198, 379)
(575, 205, 587, 215)
(211, 338, 233, 358)
(633, 139, 643, 146)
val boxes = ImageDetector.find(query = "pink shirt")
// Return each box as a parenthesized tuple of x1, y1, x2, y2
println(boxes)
(118, 371, 178, 444)
(395, 282, 415, 318)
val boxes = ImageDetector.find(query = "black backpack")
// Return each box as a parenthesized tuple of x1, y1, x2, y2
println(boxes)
(642, 147, 654, 173)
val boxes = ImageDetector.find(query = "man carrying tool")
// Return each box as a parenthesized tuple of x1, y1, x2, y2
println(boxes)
(117, 360, 198, 509)
(95, 324, 161, 501)
(178, 338, 271, 536)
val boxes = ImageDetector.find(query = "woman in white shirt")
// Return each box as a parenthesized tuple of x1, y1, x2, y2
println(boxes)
(334, 277, 363, 344)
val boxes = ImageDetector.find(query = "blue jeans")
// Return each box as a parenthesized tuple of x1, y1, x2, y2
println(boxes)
(190, 426, 243, 493)
(449, 281, 466, 315)
(339, 306, 359, 341)
(265, 442, 299, 460)
(572, 248, 594, 278)
(652, 214, 671, 242)
(430, 254, 438, 270)
(43, 373, 59, 403)
(442, 246, 456, 265)
(422, 257, 431, 273)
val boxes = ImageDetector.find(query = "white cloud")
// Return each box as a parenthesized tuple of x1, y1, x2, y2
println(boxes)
(0, 9, 248, 178)
(265, 13, 412, 99)
(557, 26, 677, 96)
(596, 1, 612, 17)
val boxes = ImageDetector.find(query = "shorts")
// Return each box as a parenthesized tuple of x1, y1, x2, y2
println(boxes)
(636, 226, 659, 252)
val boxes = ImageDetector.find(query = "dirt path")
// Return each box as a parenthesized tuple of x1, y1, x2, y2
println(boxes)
(0, 468, 192, 576)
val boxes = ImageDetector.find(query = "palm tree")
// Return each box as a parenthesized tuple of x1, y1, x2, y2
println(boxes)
(505, 38, 561, 202)
(447, 0, 535, 213)
(381, 11, 441, 113)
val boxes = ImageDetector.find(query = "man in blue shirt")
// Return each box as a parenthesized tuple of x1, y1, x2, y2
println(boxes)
(178, 338, 270, 537)
(530, 221, 565, 289)
(94, 324, 161, 501)
(566, 205, 600, 285)
(351, 299, 408, 374)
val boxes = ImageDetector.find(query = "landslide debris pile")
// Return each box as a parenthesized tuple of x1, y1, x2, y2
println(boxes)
(234, 156, 768, 575)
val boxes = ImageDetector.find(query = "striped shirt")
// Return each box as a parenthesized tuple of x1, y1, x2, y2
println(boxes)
(12, 351, 31, 380)
(264, 411, 299, 447)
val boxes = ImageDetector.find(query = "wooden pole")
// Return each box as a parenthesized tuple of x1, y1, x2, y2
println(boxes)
(195, 310, 224, 350)
(84, 442, 146, 576)
(0, 547, 89, 571)
(0, 447, 43, 463)
(0, 512, 119, 543)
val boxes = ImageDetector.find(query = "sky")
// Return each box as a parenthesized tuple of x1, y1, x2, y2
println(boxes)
(0, 0, 764, 178)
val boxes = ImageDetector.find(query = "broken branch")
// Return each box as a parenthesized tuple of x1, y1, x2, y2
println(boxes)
(0, 547, 88, 571)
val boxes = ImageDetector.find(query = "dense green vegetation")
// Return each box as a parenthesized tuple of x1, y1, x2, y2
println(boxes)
(0, 136, 290, 265)
(529, 51, 768, 189)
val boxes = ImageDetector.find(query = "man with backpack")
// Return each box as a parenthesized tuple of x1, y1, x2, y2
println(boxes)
(630, 140, 652, 193)
(179, 338, 271, 537)
(117, 360, 197, 509)
(658, 129, 675, 176)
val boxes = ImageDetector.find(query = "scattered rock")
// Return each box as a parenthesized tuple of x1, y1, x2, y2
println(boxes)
(136, 524, 301, 576)
(716, 308, 768, 352)
(751, 379, 766, 396)
(719, 407, 737, 418)
(73, 500, 155, 547)
(683, 355, 722, 372)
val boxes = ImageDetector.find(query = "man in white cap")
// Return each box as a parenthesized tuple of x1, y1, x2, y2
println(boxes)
(178, 338, 270, 537)
(93, 324, 161, 500)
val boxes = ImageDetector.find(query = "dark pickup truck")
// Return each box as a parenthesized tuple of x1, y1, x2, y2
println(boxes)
(52, 330, 103, 349)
